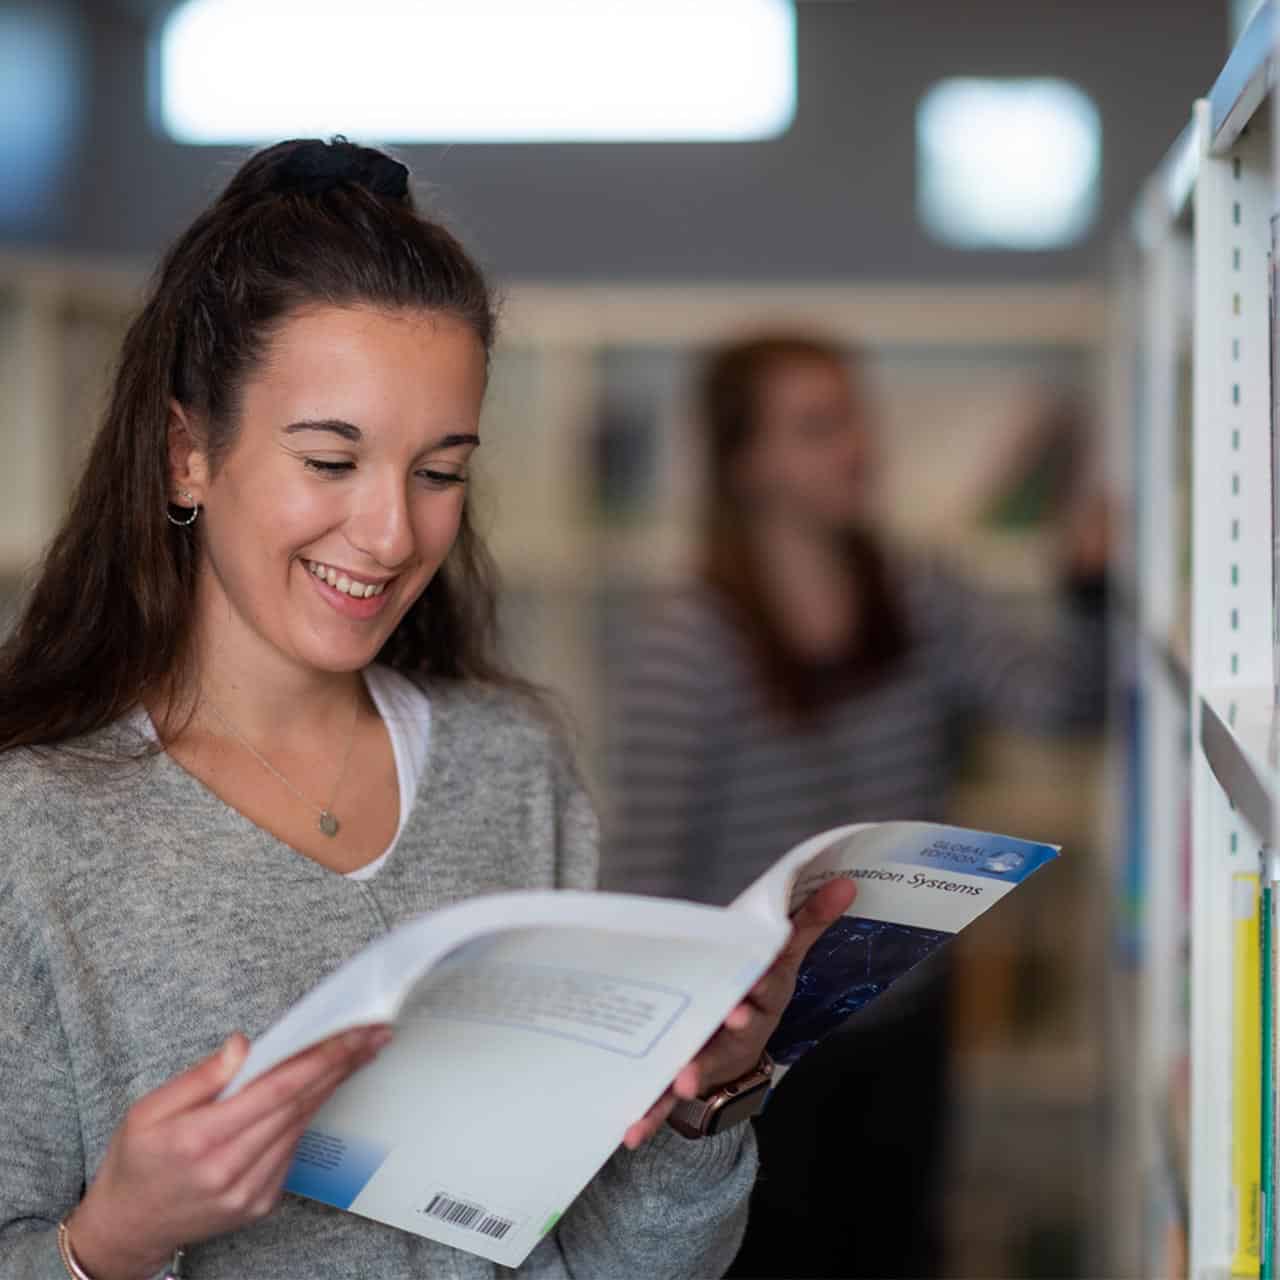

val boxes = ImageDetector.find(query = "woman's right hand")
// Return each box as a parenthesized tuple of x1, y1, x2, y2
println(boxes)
(63, 1025, 391, 1280)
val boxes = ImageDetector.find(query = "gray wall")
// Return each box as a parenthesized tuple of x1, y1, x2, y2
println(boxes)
(7, 0, 1226, 282)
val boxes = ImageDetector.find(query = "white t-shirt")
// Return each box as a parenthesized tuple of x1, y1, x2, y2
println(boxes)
(346, 664, 431, 880)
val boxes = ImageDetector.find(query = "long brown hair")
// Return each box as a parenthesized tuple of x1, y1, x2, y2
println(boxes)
(697, 333, 909, 718)
(0, 137, 518, 753)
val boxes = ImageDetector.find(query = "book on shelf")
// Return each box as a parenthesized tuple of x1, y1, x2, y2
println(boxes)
(1233, 870, 1262, 1277)
(221, 820, 1059, 1266)
(1262, 849, 1279, 1280)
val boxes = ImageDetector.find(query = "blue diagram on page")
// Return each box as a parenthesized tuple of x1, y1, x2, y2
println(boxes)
(766, 916, 951, 1065)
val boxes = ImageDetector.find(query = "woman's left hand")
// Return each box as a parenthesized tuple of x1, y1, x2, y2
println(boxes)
(622, 877, 857, 1149)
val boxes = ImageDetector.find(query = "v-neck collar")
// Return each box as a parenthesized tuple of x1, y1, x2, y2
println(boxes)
(136, 672, 441, 886)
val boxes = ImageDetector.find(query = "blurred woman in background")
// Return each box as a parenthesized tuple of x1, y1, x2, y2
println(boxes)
(605, 333, 1107, 1278)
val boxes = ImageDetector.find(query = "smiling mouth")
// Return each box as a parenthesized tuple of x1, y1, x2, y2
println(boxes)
(303, 559, 392, 599)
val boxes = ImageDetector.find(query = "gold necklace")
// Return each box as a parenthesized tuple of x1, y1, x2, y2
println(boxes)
(205, 691, 359, 838)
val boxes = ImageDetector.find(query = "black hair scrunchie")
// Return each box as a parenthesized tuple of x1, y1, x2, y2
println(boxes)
(272, 136, 409, 201)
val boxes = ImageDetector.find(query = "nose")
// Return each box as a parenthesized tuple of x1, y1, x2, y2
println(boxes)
(347, 470, 415, 569)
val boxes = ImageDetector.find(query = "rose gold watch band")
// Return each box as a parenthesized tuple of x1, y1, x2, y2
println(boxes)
(668, 1051, 775, 1140)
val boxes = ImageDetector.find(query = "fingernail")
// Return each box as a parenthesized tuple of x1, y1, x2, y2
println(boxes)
(368, 1028, 393, 1051)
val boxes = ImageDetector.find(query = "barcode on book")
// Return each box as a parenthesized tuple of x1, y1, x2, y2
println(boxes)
(422, 1191, 515, 1240)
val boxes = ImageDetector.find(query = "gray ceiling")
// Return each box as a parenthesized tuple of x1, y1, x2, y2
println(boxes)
(9, 0, 1227, 282)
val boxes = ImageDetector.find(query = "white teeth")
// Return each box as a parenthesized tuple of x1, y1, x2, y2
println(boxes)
(305, 560, 387, 598)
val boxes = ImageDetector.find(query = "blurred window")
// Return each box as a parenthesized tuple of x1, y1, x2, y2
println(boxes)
(0, 3, 82, 228)
(916, 78, 1101, 251)
(158, 0, 795, 144)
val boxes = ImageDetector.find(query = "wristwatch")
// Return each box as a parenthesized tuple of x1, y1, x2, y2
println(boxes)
(668, 1052, 775, 1139)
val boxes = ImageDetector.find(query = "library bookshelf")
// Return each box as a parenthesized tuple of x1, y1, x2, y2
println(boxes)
(1110, 6, 1277, 1277)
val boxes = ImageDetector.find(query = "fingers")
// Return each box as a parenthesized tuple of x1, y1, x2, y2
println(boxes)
(677, 1016, 769, 1099)
(743, 968, 794, 1019)
(790, 876, 856, 936)
(733, 879, 856, 1020)
(200, 1038, 382, 1189)
(622, 881, 858, 1153)
(202, 1109, 316, 1228)
(671, 1061, 704, 1100)
(132, 1033, 250, 1124)
(775, 878, 856, 970)
(198, 1026, 391, 1149)
(622, 1089, 678, 1150)
(186, 1115, 306, 1224)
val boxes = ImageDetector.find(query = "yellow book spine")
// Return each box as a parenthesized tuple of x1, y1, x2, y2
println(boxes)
(1234, 872, 1263, 1276)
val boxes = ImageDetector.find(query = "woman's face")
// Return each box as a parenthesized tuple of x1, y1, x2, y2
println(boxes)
(733, 355, 878, 533)
(175, 304, 487, 678)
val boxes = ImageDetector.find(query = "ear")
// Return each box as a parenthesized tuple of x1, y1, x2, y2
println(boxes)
(167, 400, 210, 504)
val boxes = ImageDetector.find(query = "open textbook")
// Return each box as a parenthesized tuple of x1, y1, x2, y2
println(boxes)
(221, 821, 1058, 1266)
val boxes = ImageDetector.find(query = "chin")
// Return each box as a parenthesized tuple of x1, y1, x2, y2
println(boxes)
(300, 652, 380, 676)
(292, 634, 390, 675)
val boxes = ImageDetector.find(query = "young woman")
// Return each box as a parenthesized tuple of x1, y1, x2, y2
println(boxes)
(0, 141, 850, 1280)
(606, 334, 1107, 1278)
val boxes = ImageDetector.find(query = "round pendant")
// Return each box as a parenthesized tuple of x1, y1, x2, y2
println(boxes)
(318, 811, 340, 837)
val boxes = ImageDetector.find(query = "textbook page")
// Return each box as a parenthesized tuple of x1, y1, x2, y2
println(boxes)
(225, 891, 786, 1267)
(733, 821, 1060, 1069)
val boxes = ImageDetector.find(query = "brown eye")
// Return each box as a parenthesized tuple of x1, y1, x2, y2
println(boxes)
(419, 469, 466, 488)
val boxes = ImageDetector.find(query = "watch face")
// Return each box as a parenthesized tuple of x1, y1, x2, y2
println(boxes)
(706, 1081, 772, 1135)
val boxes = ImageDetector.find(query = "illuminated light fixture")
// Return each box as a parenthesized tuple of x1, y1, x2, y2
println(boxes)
(159, 0, 796, 144)
(916, 78, 1101, 250)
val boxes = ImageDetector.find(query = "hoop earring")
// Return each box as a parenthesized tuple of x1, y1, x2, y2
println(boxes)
(166, 489, 200, 527)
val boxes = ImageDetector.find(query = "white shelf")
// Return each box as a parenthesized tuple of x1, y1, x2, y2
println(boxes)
(1115, 11, 1276, 1274)
(500, 281, 1105, 347)
(1199, 686, 1277, 841)
(1208, 0, 1275, 153)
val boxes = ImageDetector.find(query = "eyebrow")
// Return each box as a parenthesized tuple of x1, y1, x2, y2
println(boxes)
(282, 420, 480, 449)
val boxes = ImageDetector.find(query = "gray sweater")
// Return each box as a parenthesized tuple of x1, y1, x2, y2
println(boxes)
(0, 682, 755, 1279)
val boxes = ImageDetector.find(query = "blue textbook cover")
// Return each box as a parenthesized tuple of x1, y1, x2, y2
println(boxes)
(727, 822, 1059, 1069)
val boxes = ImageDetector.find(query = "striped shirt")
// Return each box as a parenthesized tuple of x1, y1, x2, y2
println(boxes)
(602, 557, 1105, 907)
